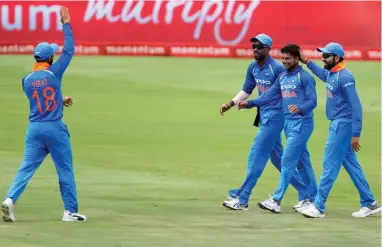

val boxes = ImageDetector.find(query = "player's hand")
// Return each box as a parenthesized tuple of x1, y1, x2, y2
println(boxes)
(299, 51, 308, 64)
(288, 105, 300, 114)
(63, 96, 73, 107)
(60, 6, 70, 24)
(351, 137, 361, 152)
(237, 101, 248, 110)
(220, 100, 234, 116)
(220, 104, 231, 116)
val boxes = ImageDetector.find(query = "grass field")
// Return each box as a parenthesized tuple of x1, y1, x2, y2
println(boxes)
(0, 55, 380, 247)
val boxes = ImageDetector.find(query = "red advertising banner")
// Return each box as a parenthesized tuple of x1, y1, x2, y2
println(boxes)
(0, 0, 380, 60)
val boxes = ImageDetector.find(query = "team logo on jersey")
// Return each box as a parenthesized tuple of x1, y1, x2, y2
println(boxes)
(281, 84, 297, 98)
(281, 85, 297, 90)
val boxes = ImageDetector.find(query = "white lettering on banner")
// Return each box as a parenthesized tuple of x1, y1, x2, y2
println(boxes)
(301, 49, 322, 58)
(235, 48, 252, 57)
(105, 45, 166, 55)
(171, 46, 230, 55)
(0, 44, 34, 53)
(84, 0, 119, 22)
(74, 45, 100, 54)
(29, 5, 62, 31)
(344, 50, 361, 58)
(83, 0, 259, 45)
(56, 45, 100, 54)
(165, 0, 186, 23)
(214, 0, 259, 45)
(1, 5, 22, 30)
(368, 51, 381, 59)
(121, 0, 152, 24)
(152, 0, 163, 23)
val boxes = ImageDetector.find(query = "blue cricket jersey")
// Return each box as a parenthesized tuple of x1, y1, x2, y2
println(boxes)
(242, 56, 285, 116)
(22, 23, 74, 122)
(307, 61, 362, 137)
(247, 66, 317, 119)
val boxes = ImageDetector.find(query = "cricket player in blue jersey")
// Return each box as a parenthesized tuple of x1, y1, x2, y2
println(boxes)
(237, 44, 318, 213)
(221, 36, 316, 211)
(298, 42, 381, 218)
(1, 6, 86, 222)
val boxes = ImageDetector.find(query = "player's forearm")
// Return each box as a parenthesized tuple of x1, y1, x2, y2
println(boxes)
(62, 23, 74, 56)
(347, 88, 362, 137)
(247, 92, 274, 109)
(351, 106, 362, 137)
(298, 99, 317, 115)
(343, 86, 362, 137)
(307, 61, 329, 82)
(232, 90, 250, 105)
(299, 78, 317, 115)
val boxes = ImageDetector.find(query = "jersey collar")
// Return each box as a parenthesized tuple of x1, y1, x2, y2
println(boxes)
(330, 61, 345, 72)
(32, 62, 50, 71)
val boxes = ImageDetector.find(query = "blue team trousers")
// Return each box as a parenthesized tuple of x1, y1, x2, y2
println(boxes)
(6, 120, 78, 213)
(229, 113, 313, 205)
(272, 117, 317, 202)
(314, 119, 375, 212)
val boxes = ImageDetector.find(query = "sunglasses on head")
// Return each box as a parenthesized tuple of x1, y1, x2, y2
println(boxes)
(322, 53, 334, 59)
(252, 44, 268, 50)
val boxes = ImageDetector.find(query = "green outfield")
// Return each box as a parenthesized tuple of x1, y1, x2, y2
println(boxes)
(0, 55, 380, 247)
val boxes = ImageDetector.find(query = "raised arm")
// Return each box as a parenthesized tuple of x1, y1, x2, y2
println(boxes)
(49, 7, 74, 80)
(299, 51, 329, 82)
(306, 61, 330, 82)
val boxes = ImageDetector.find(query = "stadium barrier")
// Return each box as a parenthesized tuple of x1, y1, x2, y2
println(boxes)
(0, 1, 380, 60)
(0, 43, 380, 61)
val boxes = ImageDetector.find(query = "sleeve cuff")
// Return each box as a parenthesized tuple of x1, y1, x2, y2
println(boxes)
(352, 132, 361, 137)
(247, 100, 257, 109)
(297, 105, 306, 115)
(306, 61, 314, 69)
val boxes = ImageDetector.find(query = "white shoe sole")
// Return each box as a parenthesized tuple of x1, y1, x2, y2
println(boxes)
(257, 202, 281, 213)
(62, 218, 87, 222)
(2, 203, 14, 222)
(301, 210, 325, 218)
(222, 202, 248, 211)
(352, 207, 382, 218)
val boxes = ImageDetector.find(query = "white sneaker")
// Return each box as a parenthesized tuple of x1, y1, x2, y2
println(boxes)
(226, 195, 237, 201)
(222, 198, 248, 211)
(294, 199, 312, 213)
(2, 198, 15, 222)
(300, 204, 325, 218)
(62, 211, 87, 222)
(258, 195, 281, 213)
(352, 201, 382, 218)
(293, 200, 305, 210)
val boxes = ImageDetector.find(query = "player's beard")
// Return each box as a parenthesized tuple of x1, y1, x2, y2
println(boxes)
(254, 52, 266, 61)
(323, 58, 336, 70)
(324, 62, 335, 70)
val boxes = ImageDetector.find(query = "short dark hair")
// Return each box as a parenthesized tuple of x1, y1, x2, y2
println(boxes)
(281, 44, 300, 58)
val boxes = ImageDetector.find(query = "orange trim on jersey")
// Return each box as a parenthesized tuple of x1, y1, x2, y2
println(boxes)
(330, 61, 345, 72)
(32, 62, 50, 71)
